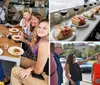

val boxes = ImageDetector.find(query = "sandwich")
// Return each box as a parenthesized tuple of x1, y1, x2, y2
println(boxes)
(53, 26, 73, 40)
(83, 12, 94, 18)
(72, 16, 86, 26)
(91, 8, 99, 14)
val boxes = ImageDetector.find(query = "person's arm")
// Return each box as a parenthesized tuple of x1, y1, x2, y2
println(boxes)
(10, 24, 20, 28)
(64, 57, 67, 70)
(20, 37, 32, 46)
(65, 64, 75, 85)
(33, 42, 49, 74)
(11, 19, 23, 28)
(91, 63, 95, 84)
(77, 53, 99, 65)
(18, 42, 49, 79)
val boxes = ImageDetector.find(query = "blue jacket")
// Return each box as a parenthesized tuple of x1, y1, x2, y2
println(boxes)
(0, 62, 4, 81)
(54, 52, 63, 85)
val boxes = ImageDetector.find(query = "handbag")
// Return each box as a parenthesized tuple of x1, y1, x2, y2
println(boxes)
(95, 78, 100, 84)
(31, 73, 44, 80)
(42, 72, 49, 85)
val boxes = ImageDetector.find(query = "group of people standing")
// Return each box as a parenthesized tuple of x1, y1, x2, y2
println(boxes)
(50, 43, 100, 85)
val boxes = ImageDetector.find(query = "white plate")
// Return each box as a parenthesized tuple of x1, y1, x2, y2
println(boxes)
(0, 48, 3, 55)
(12, 35, 21, 41)
(50, 29, 76, 41)
(87, 16, 96, 20)
(8, 46, 24, 56)
(9, 28, 19, 32)
(74, 22, 89, 28)
(83, 15, 96, 20)
(95, 12, 100, 15)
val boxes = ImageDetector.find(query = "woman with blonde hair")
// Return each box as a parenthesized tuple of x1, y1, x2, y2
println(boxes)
(11, 8, 31, 33)
(10, 19, 49, 85)
(20, 12, 43, 60)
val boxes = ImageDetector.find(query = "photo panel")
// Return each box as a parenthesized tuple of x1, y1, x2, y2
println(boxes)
(50, 41, 100, 85)
(0, 0, 49, 85)
(50, 0, 100, 41)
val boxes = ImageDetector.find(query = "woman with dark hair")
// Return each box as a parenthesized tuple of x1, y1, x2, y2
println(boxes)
(64, 53, 99, 85)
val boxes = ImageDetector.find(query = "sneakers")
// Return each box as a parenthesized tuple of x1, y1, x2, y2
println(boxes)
(0, 81, 4, 85)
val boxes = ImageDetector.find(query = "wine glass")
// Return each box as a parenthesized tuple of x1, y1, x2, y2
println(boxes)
(89, 3, 93, 9)
(4, 43, 8, 50)
(94, 2, 97, 8)
(73, 7, 79, 15)
(96, 0, 99, 1)
(54, 13, 60, 24)
(84, 0, 89, 4)
(60, 9, 68, 25)
(83, 4, 87, 12)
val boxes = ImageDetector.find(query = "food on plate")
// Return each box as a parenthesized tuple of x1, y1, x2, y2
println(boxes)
(12, 35, 21, 41)
(15, 36, 20, 39)
(72, 16, 86, 26)
(12, 29, 17, 31)
(83, 12, 94, 18)
(14, 48, 20, 52)
(8, 46, 24, 56)
(96, 6, 100, 10)
(53, 26, 73, 40)
(13, 48, 20, 54)
(91, 8, 100, 14)
(9, 28, 19, 32)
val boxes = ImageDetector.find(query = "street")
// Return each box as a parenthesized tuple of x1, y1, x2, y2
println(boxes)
(81, 73, 92, 85)
(61, 63, 92, 85)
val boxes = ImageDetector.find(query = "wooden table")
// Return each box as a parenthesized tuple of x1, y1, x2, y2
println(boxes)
(0, 24, 22, 66)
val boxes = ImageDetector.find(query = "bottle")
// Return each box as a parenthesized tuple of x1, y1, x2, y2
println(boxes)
(30, 0, 35, 7)
(8, 33, 12, 39)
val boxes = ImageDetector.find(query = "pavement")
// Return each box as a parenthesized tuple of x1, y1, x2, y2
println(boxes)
(61, 75, 92, 85)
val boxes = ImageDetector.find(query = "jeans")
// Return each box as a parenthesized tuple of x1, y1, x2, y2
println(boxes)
(75, 81, 80, 85)
(0, 63, 4, 81)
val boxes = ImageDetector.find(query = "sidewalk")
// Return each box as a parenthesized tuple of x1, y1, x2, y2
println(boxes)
(62, 73, 92, 85)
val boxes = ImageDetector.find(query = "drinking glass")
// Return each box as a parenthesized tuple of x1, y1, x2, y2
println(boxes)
(73, 7, 79, 15)
(94, 2, 97, 8)
(83, 4, 87, 12)
(4, 43, 8, 50)
(89, 3, 93, 9)
(60, 9, 68, 25)
(54, 13, 60, 24)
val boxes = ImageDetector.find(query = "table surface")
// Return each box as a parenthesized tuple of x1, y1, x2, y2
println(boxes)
(0, 24, 22, 58)
(50, 8, 100, 41)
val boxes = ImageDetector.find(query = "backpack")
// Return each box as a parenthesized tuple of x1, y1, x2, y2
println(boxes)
(54, 52, 63, 84)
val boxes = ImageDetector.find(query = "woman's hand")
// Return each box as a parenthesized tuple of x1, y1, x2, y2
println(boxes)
(18, 31, 24, 36)
(18, 68, 33, 79)
(19, 36, 25, 42)
(10, 25, 15, 28)
(71, 80, 76, 85)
